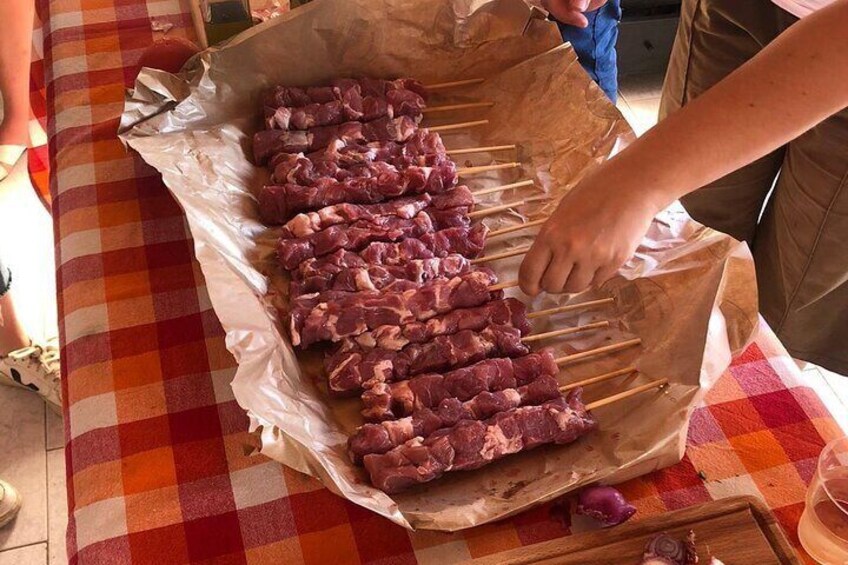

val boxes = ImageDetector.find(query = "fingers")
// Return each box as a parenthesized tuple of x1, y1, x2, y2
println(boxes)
(563, 261, 596, 294)
(558, 10, 590, 27)
(590, 264, 618, 289)
(540, 256, 574, 295)
(543, 0, 591, 27)
(519, 243, 553, 296)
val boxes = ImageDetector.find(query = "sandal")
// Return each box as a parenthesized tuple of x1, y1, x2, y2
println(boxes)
(0, 145, 27, 183)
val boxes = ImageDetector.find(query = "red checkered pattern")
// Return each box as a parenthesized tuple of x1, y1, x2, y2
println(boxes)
(29, 6, 50, 210)
(40, 1, 841, 562)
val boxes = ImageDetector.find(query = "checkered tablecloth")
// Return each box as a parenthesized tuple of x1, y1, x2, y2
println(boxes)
(39, 1, 842, 563)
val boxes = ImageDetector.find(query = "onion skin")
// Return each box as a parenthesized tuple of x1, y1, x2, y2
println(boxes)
(575, 485, 637, 527)
(641, 531, 699, 565)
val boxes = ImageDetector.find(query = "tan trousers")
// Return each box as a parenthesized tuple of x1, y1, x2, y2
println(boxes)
(660, 0, 848, 375)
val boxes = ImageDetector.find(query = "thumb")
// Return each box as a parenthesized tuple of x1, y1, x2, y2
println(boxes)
(554, 11, 589, 27)
(559, 10, 590, 27)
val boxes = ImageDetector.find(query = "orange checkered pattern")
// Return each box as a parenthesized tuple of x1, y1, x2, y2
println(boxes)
(40, 1, 841, 563)
(29, 6, 50, 210)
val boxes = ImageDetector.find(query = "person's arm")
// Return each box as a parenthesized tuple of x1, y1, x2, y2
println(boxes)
(519, 0, 848, 296)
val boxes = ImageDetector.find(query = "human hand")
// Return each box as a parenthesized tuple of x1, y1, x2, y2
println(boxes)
(543, 0, 609, 28)
(518, 172, 661, 296)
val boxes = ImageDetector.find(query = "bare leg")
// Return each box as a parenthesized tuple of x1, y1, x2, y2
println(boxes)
(0, 0, 34, 146)
(0, 292, 29, 356)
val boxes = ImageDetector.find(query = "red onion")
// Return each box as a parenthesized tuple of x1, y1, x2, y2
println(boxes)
(641, 531, 699, 565)
(575, 485, 637, 527)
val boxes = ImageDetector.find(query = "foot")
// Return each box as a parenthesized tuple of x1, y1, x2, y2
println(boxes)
(0, 338, 61, 410)
(0, 479, 22, 529)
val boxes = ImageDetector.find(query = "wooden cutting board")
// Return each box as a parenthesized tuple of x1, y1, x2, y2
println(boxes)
(469, 496, 800, 564)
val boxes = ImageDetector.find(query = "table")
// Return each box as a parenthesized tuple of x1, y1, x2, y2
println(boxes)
(39, 1, 842, 563)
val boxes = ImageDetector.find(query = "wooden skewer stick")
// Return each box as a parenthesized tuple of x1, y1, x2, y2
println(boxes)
(555, 338, 642, 366)
(489, 279, 520, 292)
(429, 120, 489, 133)
(458, 162, 521, 176)
(559, 366, 637, 393)
(470, 245, 531, 265)
(585, 378, 669, 411)
(521, 320, 610, 344)
(425, 78, 485, 90)
(423, 102, 494, 114)
(488, 218, 547, 238)
(472, 179, 534, 197)
(447, 144, 517, 156)
(469, 198, 544, 219)
(527, 298, 615, 319)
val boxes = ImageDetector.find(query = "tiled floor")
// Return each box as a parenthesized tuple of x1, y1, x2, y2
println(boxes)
(0, 72, 845, 564)
(617, 71, 664, 136)
(0, 157, 66, 564)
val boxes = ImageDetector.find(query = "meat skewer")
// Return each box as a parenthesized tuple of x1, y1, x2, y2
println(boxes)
(265, 88, 427, 131)
(326, 324, 530, 397)
(289, 269, 500, 347)
(270, 156, 457, 191)
(277, 211, 474, 270)
(270, 130, 460, 185)
(264, 78, 429, 110)
(336, 296, 609, 352)
(290, 254, 473, 296)
(280, 187, 474, 239)
(364, 389, 596, 494)
(293, 224, 489, 281)
(349, 374, 562, 464)
(277, 197, 545, 269)
(364, 378, 668, 494)
(361, 349, 561, 421)
(327, 320, 610, 396)
(253, 115, 419, 164)
(348, 365, 638, 464)
(258, 173, 457, 225)
(335, 297, 530, 351)
(275, 130, 451, 177)
(361, 339, 642, 421)
(267, 96, 493, 132)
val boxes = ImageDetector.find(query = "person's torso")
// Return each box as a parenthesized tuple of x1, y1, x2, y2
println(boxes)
(771, 0, 835, 18)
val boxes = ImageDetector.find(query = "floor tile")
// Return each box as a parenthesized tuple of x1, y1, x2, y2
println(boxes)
(622, 97, 661, 136)
(0, 385, 47, 550)
(46, 450, 67, 565)
(619, 72, 666, 102)
(0, 543, 47, 565)
(45, 411, 63, 452)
